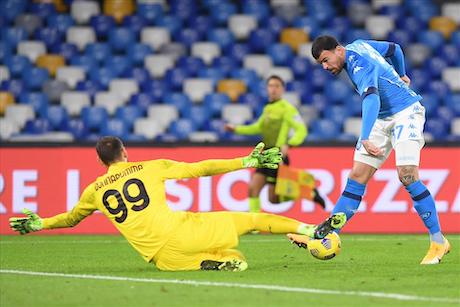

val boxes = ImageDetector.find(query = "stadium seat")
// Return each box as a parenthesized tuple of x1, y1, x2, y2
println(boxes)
(66, 26, 96, 51)
(273, 2, 302, 24)
(89, 14, 116, 38)
(108, 27, 136, 52)
(406, 43, 432, 67)
(365, 15, 394, 39)
(344, 29, 372, 44)
(191, 42, 221, 65)
(35, 27, 62, 48)
(298, 42, 315, 63)
(52, 43, 79, 62)
(0, 66, 10, 82)
(293, 16, 319, 38)
(290, 56, 312, 79)
(282, 92, 301, 107)
(310, 119, 341, 140)
(109, 79, 139, 103)
(243, 1, 270, 22)
(22, 67, 49, 90)
(203, 93, 231, 118)
(0, 118, 20, 140)
(157, 42, 187, 60)
(183, 78, 213, 103)
(210, 2, 236, 25)
(264, 67, 294, 83)
(136, 3, 163, 25)
(101, 119, 129, 139)
(0, 92, 15, 116)
(184, 105, 211, 129)
(5, 104, 35, 128)
(94, 91, 124, 115)
(19, 92, 48, 116)
(222, 104, 253, 125)
(280, 28, 308, 52)
(428, 81, 451, 100)
(64, 118, 88, 140)
(103, 0, 135, 23)
(30, 2, 56, 19)
(324, 80, 353, 104)
(437, 44, 459, 66)
(17, 41, 46, 62)
(299, 105, 318, 125)
(70, 54, 97, 74)
(441, 2, 460, 24)
(188, 131, 218, 142)
(127, 43, 153, 66)
(348, 1, 372, 26)
(133, 118, 164, 140)
(47, 14, 75, 35)
(425, 118, 448, 140)
(145, 55, 175, 78)
(61, 91, 91, 116)
(157, 15, 182, 37)
(176, 56, 205, 77)
(225, 43, 251, 64)
(85, 42, 111, 63)
(0, 0, 27, 22)
(147, 104, 179, 130)
(387, 29, 412, 48)
(56, 66, 85, 89)
(323, 105, 351, 126)
(197, 67, 226, 86)
(267, 43, 294, 66)
(452, 118, 460, 136)
(211, 56, 237, 75)
(417, 30, 444, 51)
(228, 14, 257, 40)
(243, 55, 273, 78)
(444, 94, 460, 116)
(141, 27, 170, 50)
(81, 106, 109, 131)
(115, 105, 142, 130)
(15, 14, 43, 35)
(42, 80, 70, 102)
(128, 92, 155, 111)
(207, 28, 235, 50)
(442, 68, 460, 92)
(89, 66, 116, 88)
(124, 67, 150, 90)
(249, 28, 275, 53)
(238, 93, 265, 116)
(168, 119, 197, 140)
(424, 57, 448, 79)
(217, 79, 247, 102)
(24, 118, 51, 134)
(1, 79, 24, 99)
(230, 69, 258, 88)
(177, 28, 203, 47)
(36, 54, 66, 77)
(1, 27, 28, 48)
(75, 79, 102, 97)
(429, 16, 456, 39)
(71, 0, 100, 24)
(164, 67, 189, 91)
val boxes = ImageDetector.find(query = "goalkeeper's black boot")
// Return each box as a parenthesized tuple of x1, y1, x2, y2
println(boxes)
(200, 259, 248, 272)
(312, 188, 326, 209)
(313, 213, 347, 239)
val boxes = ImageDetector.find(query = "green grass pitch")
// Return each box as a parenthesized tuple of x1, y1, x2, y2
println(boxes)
(1, 234, 459, 307)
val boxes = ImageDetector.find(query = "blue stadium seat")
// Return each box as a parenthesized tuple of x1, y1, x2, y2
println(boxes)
(164, 67, 189, 91)
(163, 92, 192, 115)
(310, 119, 341, 140)
(0, 41, 13, 63)
(418, 30, 444, 51)
(24, 118, 51, 134)
(137, 3, 163, 25)
(198, 67, 225, 86)
(184, 105, 210, 129)
(328, 16, 352, 38)
(188, 16, 213, 37)
(127, 43, 153, 66)
(169, 118, 197, 140)
(1, 79, 25, 99)
(157, 15, 182, 37)
(436, 44, 459, 66)
(286, 80, 313, 103)
(311, 93, 328, 112)
(145, 79, 171, 101)
(409, 68, 430, 93)
(231, 69, 258, 88)
(243, 1, 270, 22)
(22, 67, 49, 90)
(64, 118, 88, 140)
(210, 2, 236, 25)
(421, 93, 440, 118)
(125, 134, 147, 142)
(425, 118, 448, 139)
(262, 16, 287, 36)
(122, 15, 147, 35)
(225, 43, 250, 64)
(176, 28, 202, 47)
(101, 119, 129, 139)
(267, 43, 293, 66)
(47, 14, 75, 35)
(437, 106, 454, 125)
(128, 92, 155, 111)
(70, 54, 97, 73)
(104, 55, 132, 77)
(405, 0, 438, 23)
(5, 55, 31, 78)
(344, 28, 371, 44)
(1, 27, 28, 48)
(444, 94, 460, 116)
(387, 30, 412, 48)
(75, 80, 103, 97)
(379, 4, 404, 21)
(177, 56, 205, 76)
(397, 16, 423, 36)
(203, 93, 231, 117)
(427, 81, 451, 100)
(212, 56, 237, 75)
(424, 57, 447, 79)
(238, 92, 264, 116)
(115, 106, 142, 130)
(124, 67, 150, 90)
(290, 57, 312, 79)
(51, 42, 78, 61)
(30, 2, 56, 19)
(310, 67, 332, 90)
(35, 27, 62, 48)
(85, 43, 111, 63)
(0, 0, 27, 22)
(45, 105, 69, 130)
(323, 105, 351, 125)
(207, 28, 235, 49)
(20, 92, 48, 117)
(108, 27, 136, 52)
(81, 106, 109, 131)
(249, 80, 269, 100)
(344, 94, 362, 116)
(293, 17, 320, 38)
(325, 80, 353, 104)
(171, 0, 197, 22)
(90, 15, 116, 38)
(89, 66, 116, 88)
(451, 31, 460, 51)
(249, 28, 275, 53)
(206, 118, 228, 138)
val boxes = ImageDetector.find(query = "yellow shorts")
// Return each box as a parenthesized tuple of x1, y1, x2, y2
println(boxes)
(153, 212, 244, 271)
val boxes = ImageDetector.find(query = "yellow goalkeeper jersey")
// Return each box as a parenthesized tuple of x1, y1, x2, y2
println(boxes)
(42, 158, 244, 262)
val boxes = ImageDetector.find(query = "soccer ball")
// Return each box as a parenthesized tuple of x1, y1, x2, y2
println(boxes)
(307, 232, 341, 260)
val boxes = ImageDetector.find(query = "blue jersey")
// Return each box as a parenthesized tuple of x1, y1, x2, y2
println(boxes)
(344, 40, 422, 119)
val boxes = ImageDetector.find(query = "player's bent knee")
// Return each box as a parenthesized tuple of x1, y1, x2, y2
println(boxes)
(397, 165, 419, 186)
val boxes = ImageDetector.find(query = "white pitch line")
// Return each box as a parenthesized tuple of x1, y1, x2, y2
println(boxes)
(0, 269, 459, 304)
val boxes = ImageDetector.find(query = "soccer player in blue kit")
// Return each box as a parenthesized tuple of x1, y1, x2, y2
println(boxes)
(289, 35, 450, 264)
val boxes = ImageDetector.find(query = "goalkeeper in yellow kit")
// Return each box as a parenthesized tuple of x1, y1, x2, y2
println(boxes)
(9, 136, 345, 272)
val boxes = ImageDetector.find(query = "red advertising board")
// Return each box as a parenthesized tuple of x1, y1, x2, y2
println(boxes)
(0, 146, 459, 234)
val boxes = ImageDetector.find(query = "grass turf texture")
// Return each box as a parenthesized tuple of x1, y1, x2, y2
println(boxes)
(1, 234, 459, 307)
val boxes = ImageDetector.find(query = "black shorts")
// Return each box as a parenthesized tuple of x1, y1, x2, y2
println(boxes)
(255, 155, 290, 184)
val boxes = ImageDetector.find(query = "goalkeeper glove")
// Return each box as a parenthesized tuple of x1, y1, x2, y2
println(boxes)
(242, 142, 282, 169)
(9, 209, 43, 235)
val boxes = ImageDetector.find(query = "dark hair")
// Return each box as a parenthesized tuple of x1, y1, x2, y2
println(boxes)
(266, 75, 285, 87)
(311, 35, 340, 60)
(96, 136, 124, 165)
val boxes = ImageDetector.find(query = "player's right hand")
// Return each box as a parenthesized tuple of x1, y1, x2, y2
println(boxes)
(361, 140, 383, 157)
(9, 209, 43, 235)
(243, 142, 283, 169)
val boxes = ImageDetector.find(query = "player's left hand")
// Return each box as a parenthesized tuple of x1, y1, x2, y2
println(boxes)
(9, 209, 43, 235)
(243, 142, 283, 169)
(361, 140, 383, 157)
(400, 75, 411, 86)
